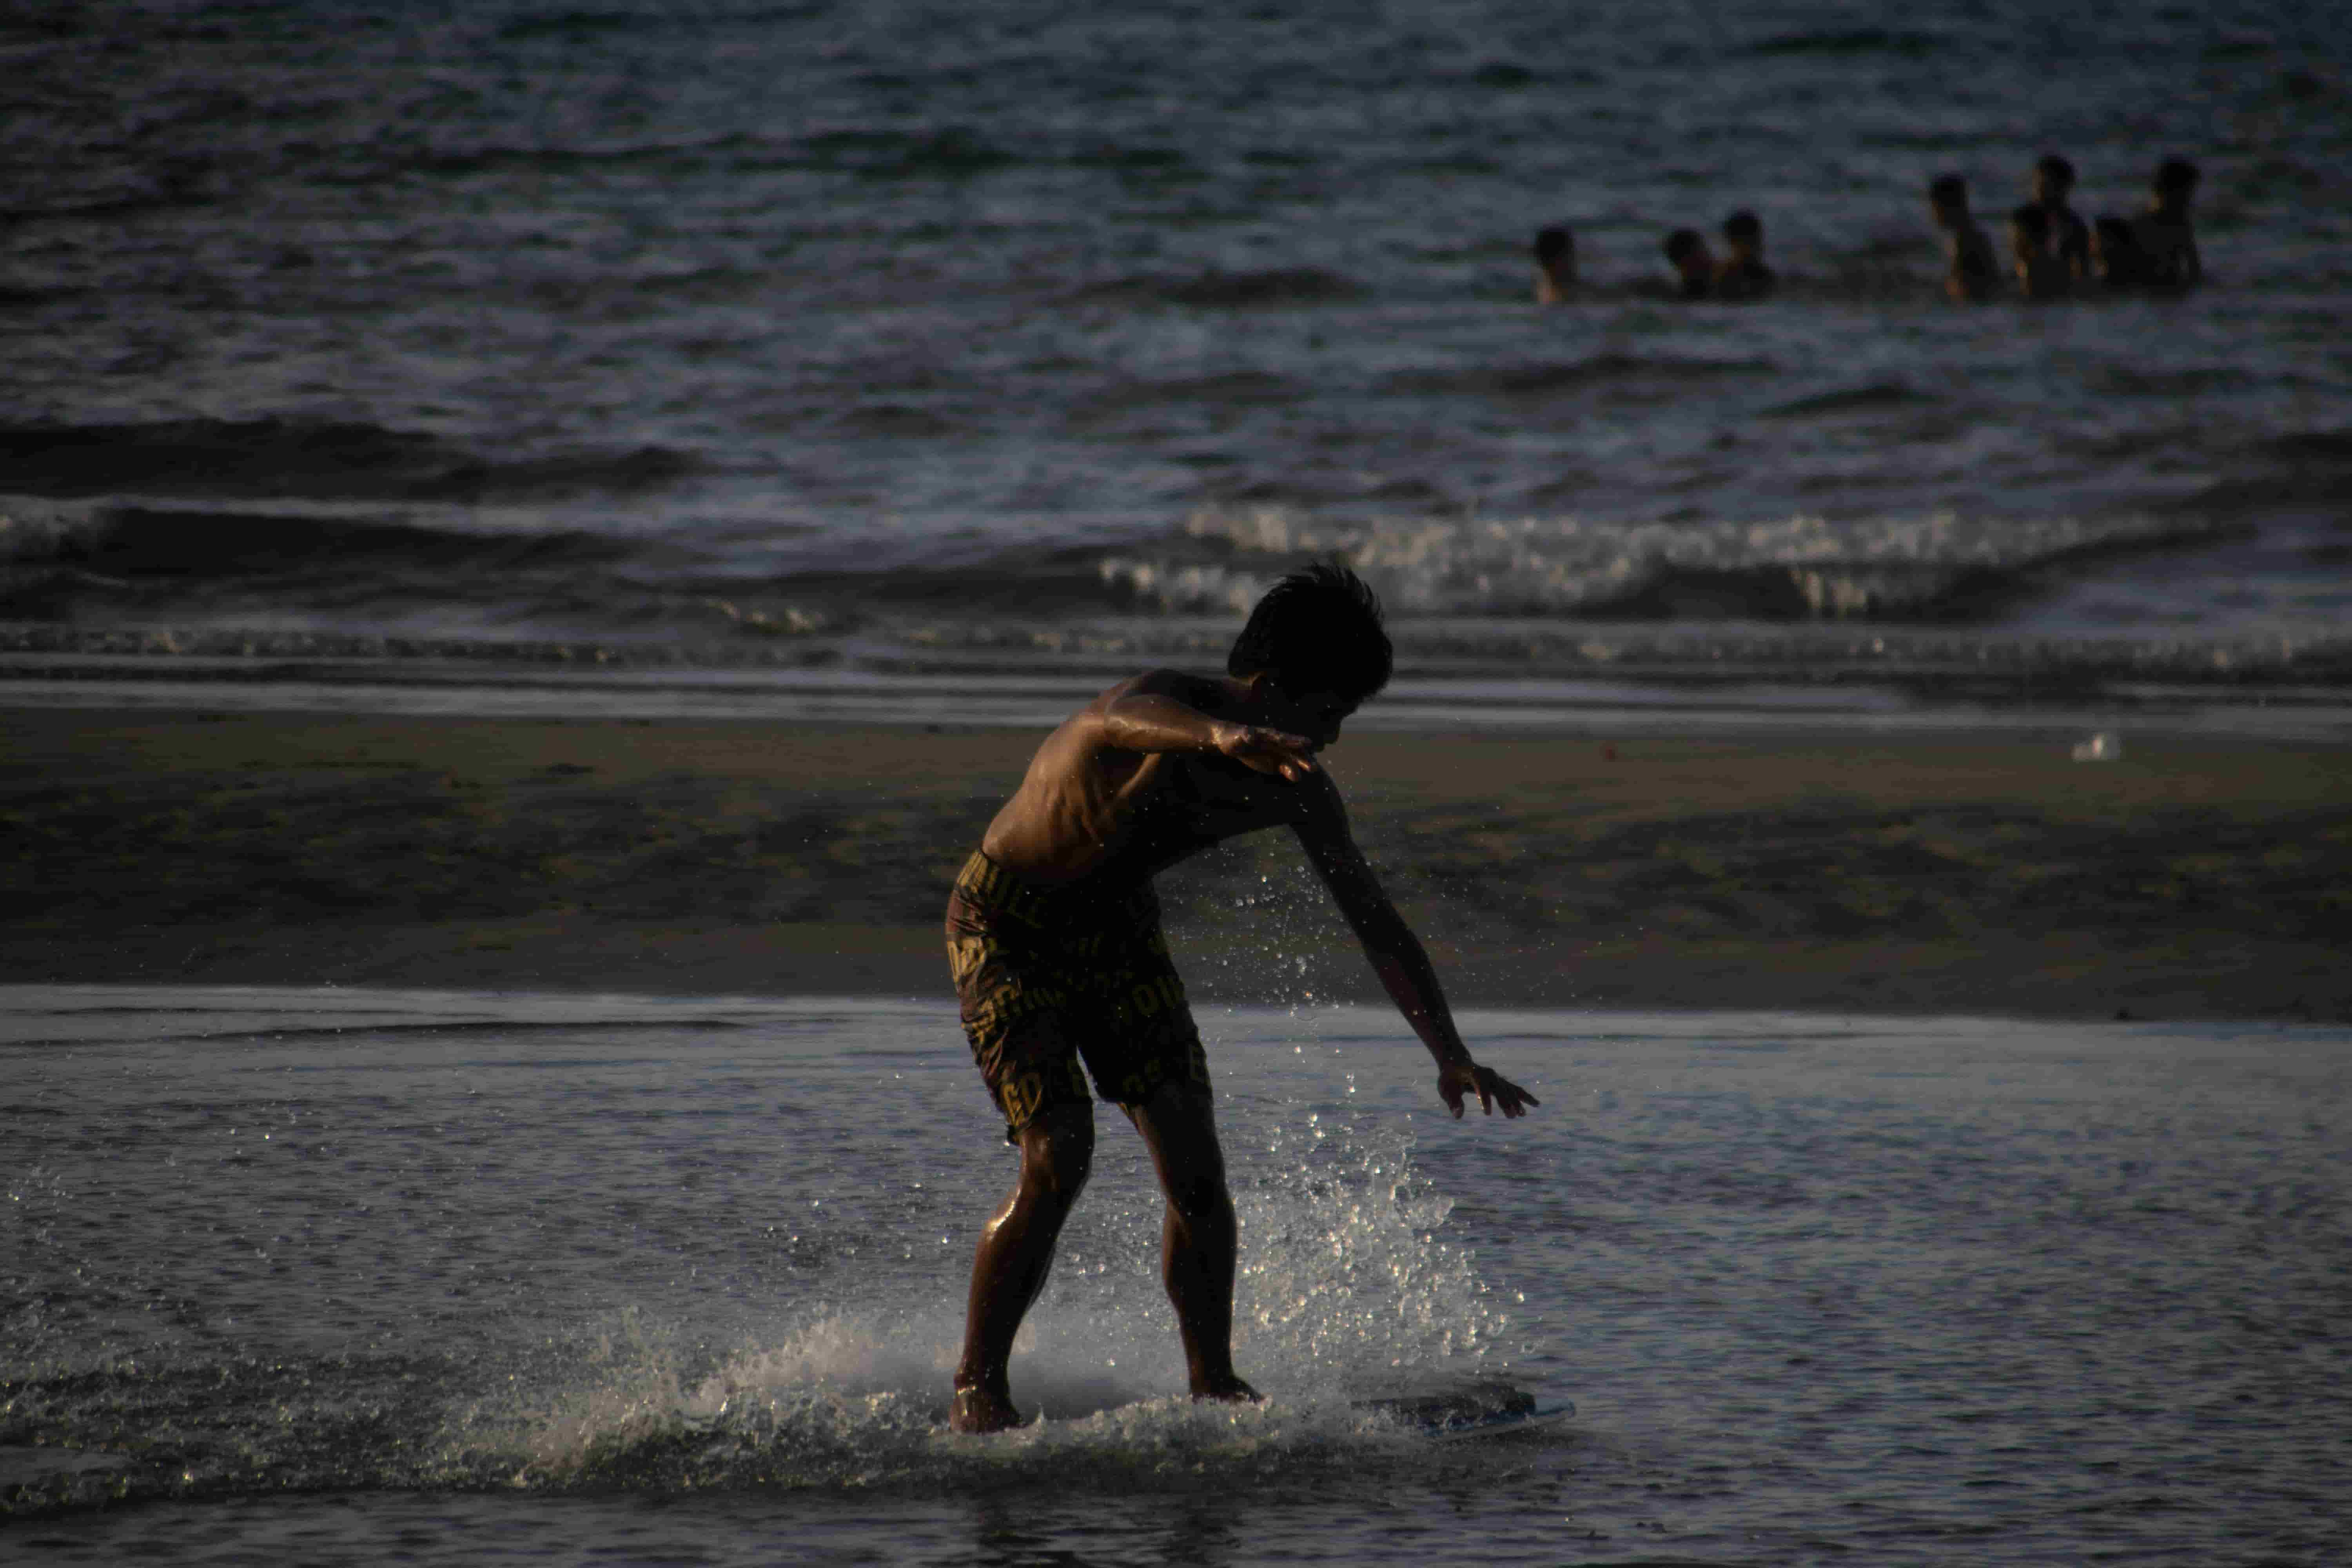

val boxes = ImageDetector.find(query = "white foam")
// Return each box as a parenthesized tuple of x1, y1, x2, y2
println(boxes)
(1094, 505, 2239, 618)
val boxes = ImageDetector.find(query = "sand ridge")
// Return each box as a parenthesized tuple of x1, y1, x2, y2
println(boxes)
(6, 709, 2347, 1022)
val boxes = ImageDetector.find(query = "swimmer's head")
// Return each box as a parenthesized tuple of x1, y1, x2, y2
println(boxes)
(1722, 210, 1764, 258)
(1927, 174, 1971, 224)
(1532, 225, 1576, 300)
(2031, 154, 2076, 205)
(1662, 227, 1713, 281)
(2150, 156, 2200, 212)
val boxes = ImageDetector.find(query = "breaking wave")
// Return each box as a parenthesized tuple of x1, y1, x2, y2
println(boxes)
(0, 419, 694, 504)
(1100, 506, 2250, 623)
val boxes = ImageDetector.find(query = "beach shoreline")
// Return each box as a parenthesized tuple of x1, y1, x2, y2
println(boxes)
(8, 706, 2347, 1024)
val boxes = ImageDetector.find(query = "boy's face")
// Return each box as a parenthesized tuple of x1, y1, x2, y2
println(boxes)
(1253, 682, 1357, 751)
(2031, 168, 2069, 205)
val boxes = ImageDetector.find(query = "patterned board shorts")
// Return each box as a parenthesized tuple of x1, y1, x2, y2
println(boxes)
(945, 851, 1210, 1141)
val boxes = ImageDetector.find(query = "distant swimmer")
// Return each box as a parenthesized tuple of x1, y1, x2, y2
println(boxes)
(2134, 156, 2202, 288)
(2007, 204, 2070, 301)
(2090, 215, 2153, 289)
(1927, 174, 1999, 303)
(1661, 227, 1714, 300)
(1532, 225, 1576, 304)
(2029, 154, 2092, 280)
(1713, 210, 1775, 301)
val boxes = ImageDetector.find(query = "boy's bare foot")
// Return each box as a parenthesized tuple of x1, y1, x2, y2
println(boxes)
(1192, 1373, 1263, 1405)
(949, 1384, 1023, 1434)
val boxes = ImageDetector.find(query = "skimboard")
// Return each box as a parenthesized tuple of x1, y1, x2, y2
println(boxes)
(1352, 1379, 1572, 1441)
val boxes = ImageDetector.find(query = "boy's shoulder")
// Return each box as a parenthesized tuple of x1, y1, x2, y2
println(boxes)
(1122, 666, 1224, 699)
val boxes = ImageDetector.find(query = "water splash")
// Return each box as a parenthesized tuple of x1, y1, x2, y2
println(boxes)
(452, 1121, 1513, 1496)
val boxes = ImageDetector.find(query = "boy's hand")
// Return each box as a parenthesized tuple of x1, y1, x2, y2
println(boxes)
(1212, 722, 1317, 783)
(1438, 1059, 1538, 1119)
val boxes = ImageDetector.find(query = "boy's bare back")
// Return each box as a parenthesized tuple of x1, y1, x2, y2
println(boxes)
(980, 669, 1341, 888)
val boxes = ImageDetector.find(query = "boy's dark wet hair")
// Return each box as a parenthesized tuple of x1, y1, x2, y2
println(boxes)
(2154, 156, 2200, 193)
(1534, 225, 1573, 262)
(2035, 153, 2076, 188)
(1722, 210, 1762, 244)
(1663, 227, 1708, 263)
(2010, 203, 2051, 241)
(1928, 173, 1969, 209)
(1227, 561, 1392, 702)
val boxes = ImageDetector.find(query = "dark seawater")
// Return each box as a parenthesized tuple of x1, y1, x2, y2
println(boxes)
(2, 0, 2349, 728)
(5, 990, 2348, 1564)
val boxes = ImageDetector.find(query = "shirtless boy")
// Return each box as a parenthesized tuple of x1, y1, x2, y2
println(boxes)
(2134, 156, 2201, 289)
(1533, 225, 1577, 303)
(2007, 204, 2069, 301)
(1927, 174, 1999, 303)
(1713, 211, 1775, 301)
(2028, 154, 2092, 281)
(1662, 227, 1714, 299)
(944, 564, 1538, 1434)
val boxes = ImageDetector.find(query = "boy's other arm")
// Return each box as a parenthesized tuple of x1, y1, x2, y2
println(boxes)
(1292, 784, 1537, 1119)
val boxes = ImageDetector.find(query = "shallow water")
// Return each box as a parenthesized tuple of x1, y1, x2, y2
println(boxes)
(4, 0, 2350, 727)
(4, 987, 2346, 1563)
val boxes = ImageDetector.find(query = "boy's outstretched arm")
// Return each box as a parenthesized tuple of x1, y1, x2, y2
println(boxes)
(1095, 686, 1319, 781)
(1293, 786, 1538, 1119)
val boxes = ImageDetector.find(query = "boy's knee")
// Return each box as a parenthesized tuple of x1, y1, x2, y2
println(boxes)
(1018, 1105, 1095, 1199)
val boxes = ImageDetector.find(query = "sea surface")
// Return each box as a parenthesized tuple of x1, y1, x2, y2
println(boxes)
(4, 0, 2350, 734)
(4, 987, 2347, 1564)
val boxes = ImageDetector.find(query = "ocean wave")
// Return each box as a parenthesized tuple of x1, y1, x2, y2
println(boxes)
(1761, 383, 1938, 420)
(1097, 506, 2249, 623)
(1070, 370, 1306, 416)
(1076, 268, 1366, 309)
(2254, 427, 2352, 466)
(1067, 144, 1201, 178)
(1383, 354, 1780, 398)
(797, 127, 1021, 180)
(497, 8, 665, 40)
(0, 504, 633, 579)
(1748, 29, 1948, 58)
(0, 419, 694, 503)
(495, 4, 821, 44)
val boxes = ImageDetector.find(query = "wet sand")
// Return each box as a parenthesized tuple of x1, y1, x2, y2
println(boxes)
(6, 708, 2347, 1022)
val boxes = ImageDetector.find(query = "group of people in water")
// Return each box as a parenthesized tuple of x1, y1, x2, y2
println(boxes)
(1532, 154, 2203, 305)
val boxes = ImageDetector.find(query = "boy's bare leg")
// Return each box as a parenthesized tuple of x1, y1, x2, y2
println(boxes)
(951, 1103, 1094, 1433)
(1127, 1084, 1260, 1403)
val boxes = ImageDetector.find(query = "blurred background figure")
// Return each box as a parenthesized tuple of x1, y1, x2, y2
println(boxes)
(2136, 156, 2202, 287)
(2090, 215, 2153, 288)
(1928, 174, 1999, 302)
(1532, 225, 1576, 303)
(2008, 204, 2069, 299)
(1713, 210, 1775, 301)
(1662, 227, 1714, 299)
(2029, 154, 2091, 280)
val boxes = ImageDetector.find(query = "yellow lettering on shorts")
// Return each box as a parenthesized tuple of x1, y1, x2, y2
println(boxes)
(1002, 1069, 1044, 1127)
(947, 937, 990, 989)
